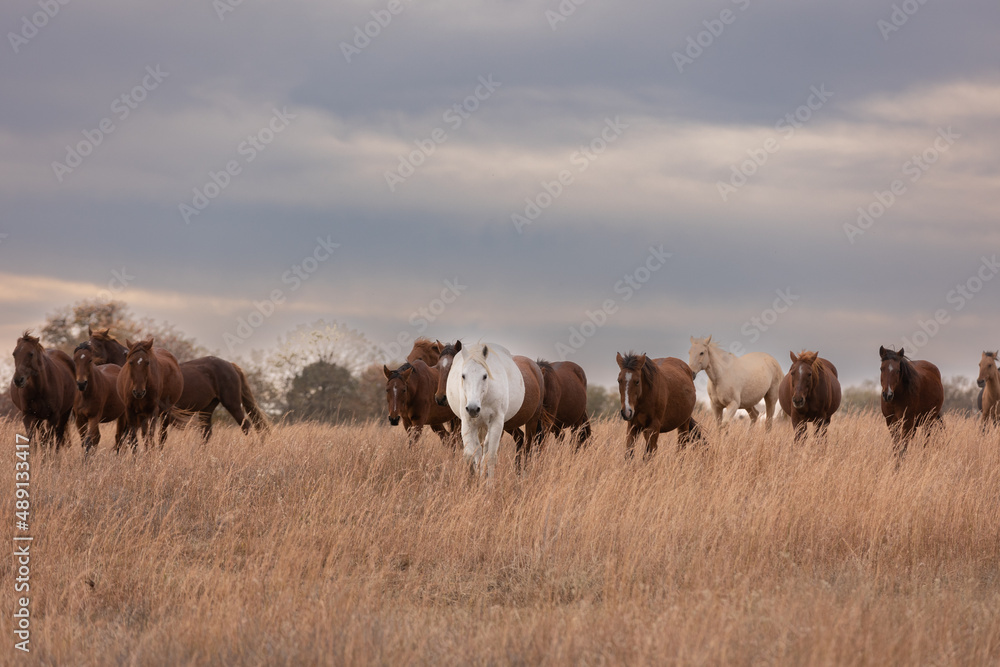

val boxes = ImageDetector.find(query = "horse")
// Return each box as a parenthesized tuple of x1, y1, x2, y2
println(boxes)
(616, 352, 702, 457)
(536, 359, 591, 446)
(117, 339, 184, 451)
(9, 331, 77, 449)
(445, 342, 545, 477)
(433, 340, 462, 408)
(87, 327, 128, 365)
(879, 346, 944, 457)
(177, 357, 270, 441)
(777, 350, 842, 440)
(977, 351, 1000, 426)
(688, 335, 782, 428)
(406, 338, 444, 367)
(72, 342, 126, 453)
(383, 360, 459, 446)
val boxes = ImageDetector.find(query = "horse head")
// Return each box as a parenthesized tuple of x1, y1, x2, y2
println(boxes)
(11, 331, 44, 389)
(433, 340, 461, 407)
(687, 335, 712, 378)
(460, 344, 493, 418)
(125, 338, 156, 399)
(383, 363, 414, 426)
(88, 327, 128, 365)
(73, 342, 96, 391)
(789, 350, 819, 409)
(616, 352, 647, 421)
(879, 345, 907, 403)
(978, 351, 999, 389)
(407, 338, 443, 367)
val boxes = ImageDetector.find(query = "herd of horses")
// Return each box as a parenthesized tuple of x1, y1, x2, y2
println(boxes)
(382, 336, 1000, 476)
(8, 328, 1000, 475)
(9, 329, 269, 453)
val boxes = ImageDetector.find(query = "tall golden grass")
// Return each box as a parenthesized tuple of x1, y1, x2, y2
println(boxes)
(2, 412, 999, 666)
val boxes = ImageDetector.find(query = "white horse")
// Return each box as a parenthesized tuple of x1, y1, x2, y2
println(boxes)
(688, 335, 783, 428)
(446, 342, 525, 477)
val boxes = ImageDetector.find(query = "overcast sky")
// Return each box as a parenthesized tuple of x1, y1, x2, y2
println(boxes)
(2, 0, 998, 392)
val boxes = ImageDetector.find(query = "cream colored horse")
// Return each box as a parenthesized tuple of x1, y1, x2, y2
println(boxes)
(688, 335, 783, 427)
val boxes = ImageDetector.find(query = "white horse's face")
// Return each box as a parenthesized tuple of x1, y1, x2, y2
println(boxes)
(688, 337, 710, 374)
(461, 359, 491, 418)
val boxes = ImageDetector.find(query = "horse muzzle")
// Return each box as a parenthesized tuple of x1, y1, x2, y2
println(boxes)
(435, 395, 448, 407)
(77, 380, 88, 392)
(620, 407, 633, 421)
(978, 379, 986, 389)
(132, 389, 146, 399)
(388, 416, 400, 426)
(13, 376, 26, 388)
(792, 397, 805, 409)
(882, 390, 893, 402)
(466, 405, 481, 418)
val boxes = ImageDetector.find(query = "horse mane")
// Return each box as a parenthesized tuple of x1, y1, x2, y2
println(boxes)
(74, 341, 92, 353)
(19, 330, 40, 346)
(90, 328, 117, 342)
(536, 359, 555, 374)
(387, 362, 413, 380)
(619, 352, 658, 385)
(411, 338, 438, 355)
(465, 343, 495, 378)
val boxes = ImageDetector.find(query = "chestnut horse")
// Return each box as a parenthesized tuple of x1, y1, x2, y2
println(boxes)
(117, 339, 184, 451)
(536, 359, 591, 446)
(879, 346, 943, 457)
(72, 342, 126, 453)
(778, 350, 841, 440)
(977, 351, 1000, 426)
(407, 338, 443, 367)
(616, 352, 702, 457)
(9, 332, 76, 449)
(383, 360, 458, 446)
(178, 357, 270, 441)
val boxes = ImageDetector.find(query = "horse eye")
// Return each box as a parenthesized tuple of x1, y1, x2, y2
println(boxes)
(461, 374, 466, 380)
(482, 374, 487, 381)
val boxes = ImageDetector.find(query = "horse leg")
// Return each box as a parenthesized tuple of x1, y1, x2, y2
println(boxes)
(219, 388, 249, 435)
(792, 415, 807, 442)
(87, 415, 102, 453)
(745, 404, 760, 425)
(113, 415, 127, 454)
(644, 429, 660, 458)
(763, 389, 778, 431)
(678, 417, 703, 448)
(76, 413, 90, 451)
(624, 423, 641, 459)
(409, 424, 424, 446)
(430, 423, 449, 446)
(484, 420, 505, 478)
(576, 416, 592, 449)
(512, 428, 526, 473)
(711, 401, 724, 424)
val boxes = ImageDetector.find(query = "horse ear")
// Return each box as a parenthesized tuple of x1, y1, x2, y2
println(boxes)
(383, 365, 392, 379)
(789, 351, 798, 363)
(125, 339, 133, 349)
(88, 326, 93, 336)
(432, 341, 442, 353)
(705, 334, 712, 344)
(455, 340, 462, 352)
(616, 352, 624, 368)
(878, 345, 887, 358)
(400, 367, 413, 380)
(689, 336, 695, 344)
(898, 347, 904, 358)
(481, 345, 488, 358)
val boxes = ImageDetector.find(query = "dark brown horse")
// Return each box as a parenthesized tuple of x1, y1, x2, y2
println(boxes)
(879, 346, 944, 456)
(407, 338, 443, 367)
(177, 357, 270, 441)
(383, 360, 458, 446)
(536, 359, 591, 446)
(616, 352, 702, 457)
(87, 327, 128, 365)
(9, 332, 77, 449)
(778, 350, 842, 440)
(977, 351, 1000, 426)
(117, 339, 184, 451)
(72, 342, 126, 453)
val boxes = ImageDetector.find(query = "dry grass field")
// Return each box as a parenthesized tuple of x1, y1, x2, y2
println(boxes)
(2, 412, 999, 666)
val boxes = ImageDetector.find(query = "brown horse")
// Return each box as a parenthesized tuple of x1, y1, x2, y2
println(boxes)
(72, 342, 126, 453)
(87, 327, 128, 365)
(9, 332, 77, 449)
(177, 357, 270, 441)
(616, 352, 702, 457)
(977, 351, 1000, 426)
(536, 359, 591, 446)
(433, 340, 463, 407)
(383, 360, 458, 446)
(117, 339, 184, 451)
(879, 346, 944, 456)
(778, 350, 842, 440)
(406, 338, 443, 367)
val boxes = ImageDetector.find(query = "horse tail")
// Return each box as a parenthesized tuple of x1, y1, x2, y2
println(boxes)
(232, 363, 271, 433)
